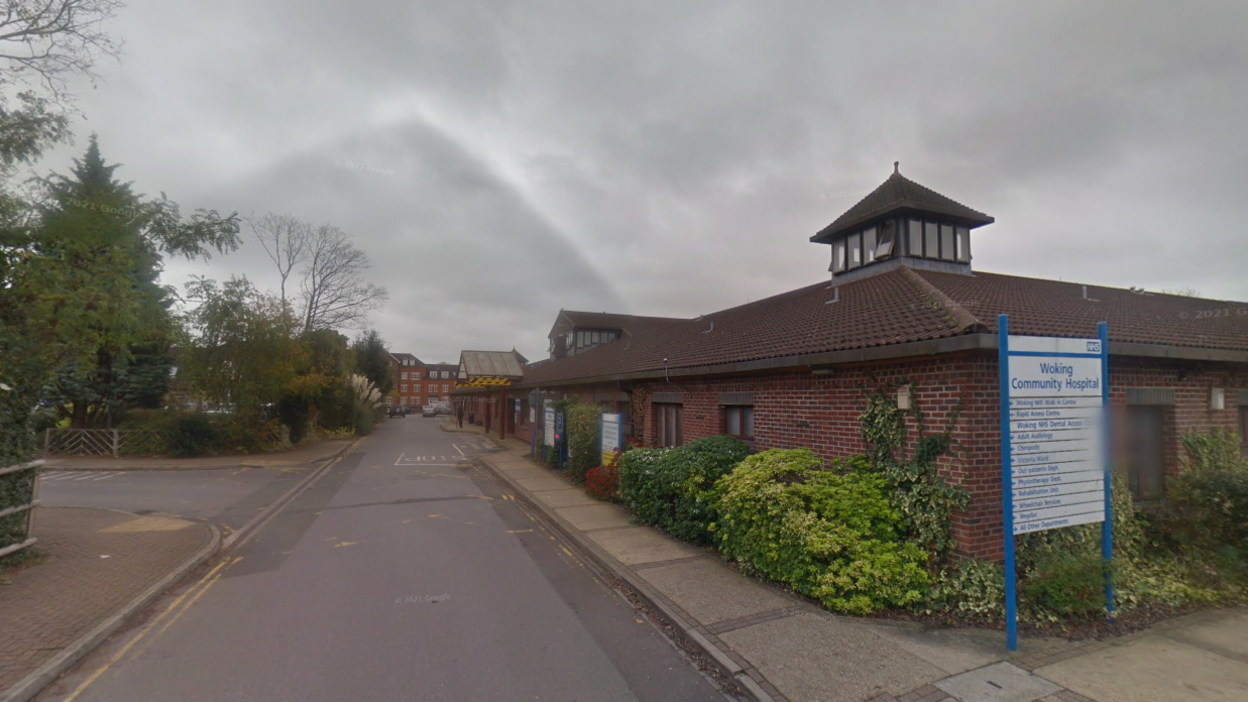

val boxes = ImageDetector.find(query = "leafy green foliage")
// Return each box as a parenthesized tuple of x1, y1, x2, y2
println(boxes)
(564, 403, 601, 483)
(1022, 553, 1105, 619)
(859, 383, 968, 565)
(1181, 428, 1248, 473)
(920, 560, 1005, 620)
(351, 330, 394, 398)
(713, 448, 930, 614)
(165, 413, 222, 458)
(616, 435, 750, 544)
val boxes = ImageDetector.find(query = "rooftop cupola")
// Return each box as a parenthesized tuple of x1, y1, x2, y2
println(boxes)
(811, 163, 993, 282)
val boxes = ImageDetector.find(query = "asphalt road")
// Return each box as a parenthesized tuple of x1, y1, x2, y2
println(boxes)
(39, 464, 307, 535)
(37, 417, 729, 702)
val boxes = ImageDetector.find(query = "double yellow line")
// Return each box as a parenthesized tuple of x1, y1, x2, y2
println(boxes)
(60, 555, 238, 702)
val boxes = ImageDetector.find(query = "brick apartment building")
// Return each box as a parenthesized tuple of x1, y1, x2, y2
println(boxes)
(389, 354, 460, 408)
(492, 165, 1248, 560)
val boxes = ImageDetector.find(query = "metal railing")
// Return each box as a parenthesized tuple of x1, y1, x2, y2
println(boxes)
(43, 428, 167, 457)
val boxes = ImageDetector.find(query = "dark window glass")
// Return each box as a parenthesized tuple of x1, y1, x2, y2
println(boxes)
(940, 224, 955, 261)
(657, 404, 684, 447)
(908, 219, 922, 256)
(876, 220, 895, 258)
(923, 221, 938, 258)
(725, 406, 754, 439)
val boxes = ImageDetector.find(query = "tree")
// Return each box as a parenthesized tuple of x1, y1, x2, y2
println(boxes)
(352, 329, 394, 398)
(182, 276, 302, 423)
(248, 212, 309, 306)
(3, 137, 240, 426)
(299, 224, 387, 333)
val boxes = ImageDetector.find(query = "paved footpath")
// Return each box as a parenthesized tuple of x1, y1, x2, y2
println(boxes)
(0, 507, 217, 702)
(460, 422, 1248, 702)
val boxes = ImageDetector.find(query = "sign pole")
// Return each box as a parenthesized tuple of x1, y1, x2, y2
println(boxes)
(1099, 321, 1115, 621)
(999, 314, 1019, 652)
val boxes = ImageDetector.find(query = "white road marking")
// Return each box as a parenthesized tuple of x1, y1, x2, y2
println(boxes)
(91, 473, 119, 481)
(453, 444, 464, 457)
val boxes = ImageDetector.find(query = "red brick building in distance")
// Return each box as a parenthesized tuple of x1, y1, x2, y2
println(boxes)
(389, 354, 460, 408)
(507, 164, 1248, 561)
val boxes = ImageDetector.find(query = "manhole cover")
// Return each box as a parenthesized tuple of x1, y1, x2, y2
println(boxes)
(934, 662, 1062, 702)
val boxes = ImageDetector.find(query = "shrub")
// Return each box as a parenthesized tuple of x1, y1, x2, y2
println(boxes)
(617, 446, 672, 524)
(1181, 428, 1248, 473)
(1022, 553, 1105, 620)
(615, 435, 750, 544)
(920, 560, 1005, 620)
(1166, 466, 1248, 572)
(713, 448, 930, 614)
(584, 464, 618, 501)
(564, 404, 602, 483)
(165, 413, 222, 457)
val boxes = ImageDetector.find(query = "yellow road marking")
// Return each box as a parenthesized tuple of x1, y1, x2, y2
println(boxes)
(507, 529, 534, 534)
(333, 541, 357, 548)
(60, 557, 232, 702)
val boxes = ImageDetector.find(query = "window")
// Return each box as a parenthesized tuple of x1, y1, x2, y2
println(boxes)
(413, 384, 421, 393)
(862, 227, 877, 264)
(832, 239, 846, 272)
(656, 404, 683, 447)
(442, 384, 449, 392)
(940, 224, 955, 261)
(876, 220, 895, 259)
(956, 226, 971, 262)
(591, 331, 601, 344)
(1125, 406, 1166, 500)
(577, 331, 586, 347)
(401, 372, 408, 380)
(400, 384, 407, 393)
(908, 219, 922, 256)
(725, 406, 754, 439)
(923, 221, 938, 258)
(848, 233, 862, 269)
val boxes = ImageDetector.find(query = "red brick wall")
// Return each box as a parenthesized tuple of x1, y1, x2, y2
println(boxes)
(534, 353, 1248, 560)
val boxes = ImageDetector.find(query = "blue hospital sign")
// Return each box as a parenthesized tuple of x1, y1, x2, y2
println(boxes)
(998, 316, 1113, 651)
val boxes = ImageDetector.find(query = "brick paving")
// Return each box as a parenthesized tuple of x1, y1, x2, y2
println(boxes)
(0, 507, 214, 694)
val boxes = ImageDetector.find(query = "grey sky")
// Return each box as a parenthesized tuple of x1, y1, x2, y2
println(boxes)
(44, 0, 1248, 362)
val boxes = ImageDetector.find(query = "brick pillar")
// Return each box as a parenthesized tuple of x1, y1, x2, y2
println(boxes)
(499, 389, 507, 440)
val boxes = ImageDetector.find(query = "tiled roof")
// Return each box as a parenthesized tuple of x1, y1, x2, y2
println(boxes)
(812, 168, 993, 243)
(424, 362, 457, 372)
(390, 352, 423, 365)
(548, 310, 687, 340)
(518, 267, 1248, 387)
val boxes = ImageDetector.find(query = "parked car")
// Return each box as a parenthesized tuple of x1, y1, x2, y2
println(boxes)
(433, 401, 451, 415)
(388, 405, 406, 418)
(421, 404, 437, 417)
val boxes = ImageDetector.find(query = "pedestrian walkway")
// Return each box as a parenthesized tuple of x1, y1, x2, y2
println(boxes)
(0, 507, 218, 702)
(463, 423, 1248, 702)
(41, 438, 352, 471)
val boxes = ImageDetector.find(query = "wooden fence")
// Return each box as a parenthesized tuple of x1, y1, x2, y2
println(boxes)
(0, 460, 42, 559)
(43, 428, 167, 457)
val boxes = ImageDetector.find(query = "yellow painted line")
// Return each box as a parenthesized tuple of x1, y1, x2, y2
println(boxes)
(333, 541, 357, 548)
(60, 557, 232, 702)
(507, 529, 534, 534)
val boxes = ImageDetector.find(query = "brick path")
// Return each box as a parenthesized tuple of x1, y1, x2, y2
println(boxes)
(0, 507, 214, 695)
(40, 439, 352, 471)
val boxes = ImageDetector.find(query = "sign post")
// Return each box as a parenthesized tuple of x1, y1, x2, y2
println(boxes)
(999, 314, 1113, 651)
(601, 412, 623, 465)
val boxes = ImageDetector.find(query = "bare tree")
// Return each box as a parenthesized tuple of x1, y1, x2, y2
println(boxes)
(0, 0, 123, 99)
(298, 224, 387, 334)
(248, 212, 310, 306)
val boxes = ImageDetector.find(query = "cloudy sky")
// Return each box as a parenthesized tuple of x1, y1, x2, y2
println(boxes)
(42, 0, 1248, 362)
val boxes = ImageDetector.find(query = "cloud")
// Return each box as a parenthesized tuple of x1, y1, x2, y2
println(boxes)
(37, 0, 1248, 360)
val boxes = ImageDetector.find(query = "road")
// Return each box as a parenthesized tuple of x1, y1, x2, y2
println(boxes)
(36, 417, 730, 702)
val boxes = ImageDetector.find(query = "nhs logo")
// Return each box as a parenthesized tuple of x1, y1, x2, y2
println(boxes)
(1086, 340, 1102, 353)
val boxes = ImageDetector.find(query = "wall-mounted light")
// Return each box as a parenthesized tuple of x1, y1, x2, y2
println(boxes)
(1210, 388, 1226, 411)
(897, 385, 912, 411)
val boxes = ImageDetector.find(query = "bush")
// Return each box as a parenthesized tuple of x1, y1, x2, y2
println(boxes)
(1022, 553, 1105, 620)
(920, 560, 1005, 620)
(565, 404, 602, 483)
(713, 448, 930, 614)
(584, 464, 618, 501)
(615, 435, 750, 544)
(165, 413, 222, 457)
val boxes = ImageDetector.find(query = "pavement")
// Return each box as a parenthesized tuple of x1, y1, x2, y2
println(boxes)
(0, 507, 218, 702)
(454, 420, 1248, 702)
(30, 415, 729, 702)
(39, 438, 354, 471)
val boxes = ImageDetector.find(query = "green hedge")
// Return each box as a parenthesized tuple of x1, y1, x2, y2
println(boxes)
(565, 404, 601, 483)
(713, 448, 930, 614)
(617, 435, 750, 544)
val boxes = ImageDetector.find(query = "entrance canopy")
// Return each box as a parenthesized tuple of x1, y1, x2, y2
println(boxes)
(457, 350, 525, 387)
